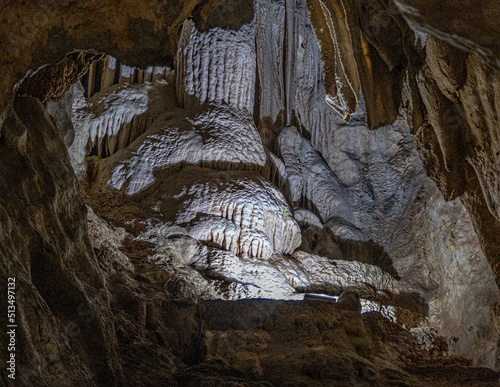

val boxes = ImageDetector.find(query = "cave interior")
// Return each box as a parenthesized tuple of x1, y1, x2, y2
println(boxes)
(1, 0, 500, 385)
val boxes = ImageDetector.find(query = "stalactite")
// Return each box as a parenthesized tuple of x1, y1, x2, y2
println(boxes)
(254, 0, 286, 128)
(175, 20, 256, 112)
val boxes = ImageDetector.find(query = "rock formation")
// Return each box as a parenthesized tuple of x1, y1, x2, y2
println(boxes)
(1, 0, 500, 385)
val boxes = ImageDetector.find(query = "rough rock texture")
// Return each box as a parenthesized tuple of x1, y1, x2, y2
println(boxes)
(81, 55, 174, 99)
(254, 0, 286, 131)
(414, 40, 500, 283)
(2, 0, 498, 289)
(78, 0, 499, 372)
(277, 250, 400, 295)
(278, 118, 425, 249)
(131, 218, 399, 304)
(143, 169, 301, 259)
(82, 80, 178, 159)
(308, 107, 426, 249)
(198, 299, 500, 386)
(424, 189, 500, 367)
(390, 182, 500, 368)
(0, 96, 121, 385)
(279, 125, 361, 240)
(46, 82, 85, 147)
(304, 0, 422, 129)
(16, 51, 104, 103)
(304, 0, 500, 285)
(100, 103, 267, 195)
(393, 0, 500, 70)
(264, 0, 426, 252)
(1, 0, 255, 130)
(176, 21, 256, 112)
(2, 0, 500, 385)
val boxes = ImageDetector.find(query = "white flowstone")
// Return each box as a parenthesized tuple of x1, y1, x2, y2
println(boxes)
(105, 104, 267, 195)
(264, 149, 288, 192)
(76, 0, 500, 370)
(271, 250, 400, 295)
(198, 249, 296, 300)
(75, 80, 177, 159)
(267, 0, 427, 248)
(293, 208, 323, 229)
(176, 21, 256, 112)
(152, 171, 301, 260)
(278, 125, 362, 240)
(359, 299, 397, 322)
(254, 0, 286, 124)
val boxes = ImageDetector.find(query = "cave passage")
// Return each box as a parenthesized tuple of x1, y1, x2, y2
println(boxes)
(2, 0, 500, 385)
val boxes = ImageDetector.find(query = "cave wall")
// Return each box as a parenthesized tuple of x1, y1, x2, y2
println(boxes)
(67, 0, 500, 369)
(304, 0, 500, 285)
(1, 0, 500, 385)
(2, 2, 499, 274)
(0, 0, 254, 130)
(0, 97, 121, 385)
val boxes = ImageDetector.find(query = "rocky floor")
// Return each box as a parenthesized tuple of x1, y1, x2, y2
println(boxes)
(88, 237, 500, 387)
(83, 204, 500, 386)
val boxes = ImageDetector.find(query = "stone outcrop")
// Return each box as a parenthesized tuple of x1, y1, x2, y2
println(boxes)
(98, 103, 267, 195)
(82, 80, 178, 159)
(0, 96, 121, 385)
(389, 183, 500, 368)
(304, 0, 500, 286)
(79, 0, 500, 373)
(0, 0, 255, 131)
(393, 0, 500, 70)
(198, 298, 500, 386)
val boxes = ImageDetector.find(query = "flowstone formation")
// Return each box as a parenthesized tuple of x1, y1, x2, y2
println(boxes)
(69, 0, 500, 371)
(2, 0, 500, 385)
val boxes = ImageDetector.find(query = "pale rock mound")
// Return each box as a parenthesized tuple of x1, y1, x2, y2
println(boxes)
(99, 103, 267, 195)
(146, 168, 301, 260)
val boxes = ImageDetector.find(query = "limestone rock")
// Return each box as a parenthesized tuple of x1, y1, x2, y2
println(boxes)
(198, 249, 296, 300)
(299, 224, 400, 278)
(147, 169, 301, 260)
(176, 21, 256, 112)
(198, 299, 500, 386)
(46, 81, 85, 147)
(1, 0, 255, 130)
(77, 79, 178, 160)
(393, 0, 500, 70)
(305, 0, 361, 121)
(293, 208, 323, 229)
(100, 103, 266, 196)
(424, 188, 500, 368)
(87, 206, 132, 271)
(3, 0, 500, 385)
(254, 0, 286, 127)
(0, 96, 122, 385)
(17, 51, 104, 102)
(68, 83, 92, 176)
(264, 149, 288, 193)
(319, 114, 427, 248)
(416, 40, 500, 281)
(278, 125, 361, 239)
(389, 182, 500, 368)
(304, 0, 418, 128)
(284, 250, 400, 295)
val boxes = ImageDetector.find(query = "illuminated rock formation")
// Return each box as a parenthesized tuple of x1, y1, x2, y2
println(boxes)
(2, 0, 500, 385)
